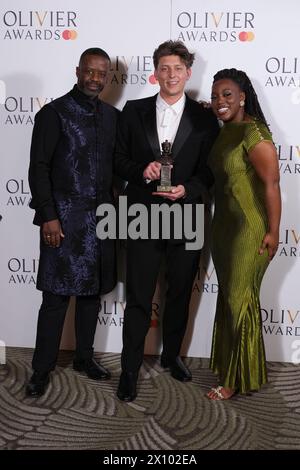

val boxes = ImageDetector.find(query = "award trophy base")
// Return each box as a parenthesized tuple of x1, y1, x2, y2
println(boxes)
(157, 185, 175, 192)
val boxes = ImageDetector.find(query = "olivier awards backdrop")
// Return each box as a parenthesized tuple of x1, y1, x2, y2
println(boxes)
(0, 0, 299, 362)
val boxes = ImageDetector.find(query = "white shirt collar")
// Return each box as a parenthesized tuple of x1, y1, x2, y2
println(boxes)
(156, 93, 186, 115)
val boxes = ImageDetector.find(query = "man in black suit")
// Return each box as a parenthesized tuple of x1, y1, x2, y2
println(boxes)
(115, 40, 219, 401)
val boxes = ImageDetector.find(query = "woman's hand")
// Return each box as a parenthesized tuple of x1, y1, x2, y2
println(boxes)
(259, 232, 279, 261)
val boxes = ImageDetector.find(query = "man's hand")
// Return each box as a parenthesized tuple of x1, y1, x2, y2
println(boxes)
(143, 161, 162, 182)
(42, 219, 65, 248)
(152, 184, 186, 201)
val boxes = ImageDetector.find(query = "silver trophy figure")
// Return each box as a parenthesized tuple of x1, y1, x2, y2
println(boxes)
(157, 140, 174, 192)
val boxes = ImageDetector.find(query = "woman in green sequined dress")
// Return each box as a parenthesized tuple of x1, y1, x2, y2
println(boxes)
(207, 69, 281, 400)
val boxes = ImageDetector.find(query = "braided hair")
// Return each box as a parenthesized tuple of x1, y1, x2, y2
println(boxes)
(213, 68, 269, 129)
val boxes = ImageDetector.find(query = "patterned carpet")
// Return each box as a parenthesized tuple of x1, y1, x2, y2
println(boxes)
(1, 347, 300, 450)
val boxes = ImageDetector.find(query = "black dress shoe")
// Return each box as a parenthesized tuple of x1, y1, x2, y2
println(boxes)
(117, 372, 138, 402)
(73, 358, 111, 380)
(26, 371, 50, 397)
(161, 356, 192, 382)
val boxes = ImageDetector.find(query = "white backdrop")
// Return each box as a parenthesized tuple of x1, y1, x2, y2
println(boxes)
(0, 0, 299, 362)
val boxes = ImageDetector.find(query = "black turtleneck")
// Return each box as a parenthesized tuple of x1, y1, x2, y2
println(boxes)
(70, 84, 100, 112)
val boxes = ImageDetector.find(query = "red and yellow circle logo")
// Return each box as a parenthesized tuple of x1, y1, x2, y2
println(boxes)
(239, 31, 255, 42)
(149, 74, 158, 85)
(62, 30, 77, 40)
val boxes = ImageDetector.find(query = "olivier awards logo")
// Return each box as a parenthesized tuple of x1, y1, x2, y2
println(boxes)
(6, 178, 31, 207)
(265, 57, 299, 87)
(109, 55, 158, 87)
(172, 9, 255, 43)
(262, 307, 300, 338)
(2, 10, 78, 40)
(275, 142, 300, 175)
(3, 96, 53, 125)
(8, 257, 38, 285)
(97, 300, 125, 328)
(278, 228, 300, 258)
(192, 263, 218, 295)
(96, 299, 161, 329)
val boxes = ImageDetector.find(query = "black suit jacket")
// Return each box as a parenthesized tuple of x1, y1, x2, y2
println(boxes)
(114, 94, 219, 209)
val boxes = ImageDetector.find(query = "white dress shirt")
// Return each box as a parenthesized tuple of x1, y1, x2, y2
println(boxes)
(156, 93, 186, 150)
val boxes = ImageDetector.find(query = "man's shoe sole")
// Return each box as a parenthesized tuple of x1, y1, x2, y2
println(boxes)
(117, 391, 137, 402)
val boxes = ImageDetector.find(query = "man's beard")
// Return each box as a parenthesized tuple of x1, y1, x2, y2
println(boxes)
(78, 81, 103, 97)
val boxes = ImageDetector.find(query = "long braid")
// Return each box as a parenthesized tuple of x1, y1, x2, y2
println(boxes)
(213, 68, 269, 129)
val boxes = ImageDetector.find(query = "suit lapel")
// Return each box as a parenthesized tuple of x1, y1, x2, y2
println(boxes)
(171, 95, 193, 159)
(141, 95, 161, 159)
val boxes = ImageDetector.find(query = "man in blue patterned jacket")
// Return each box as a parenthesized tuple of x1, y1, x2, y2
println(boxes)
(26, 48, 118, 397)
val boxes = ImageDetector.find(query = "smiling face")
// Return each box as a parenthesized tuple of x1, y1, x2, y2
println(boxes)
(76, 54, 110, 98)
(211, 78, 246, 123)
(154, 55, 191, 104)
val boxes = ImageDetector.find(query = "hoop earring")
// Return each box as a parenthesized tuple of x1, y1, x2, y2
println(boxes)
(240, 100, 245, 107)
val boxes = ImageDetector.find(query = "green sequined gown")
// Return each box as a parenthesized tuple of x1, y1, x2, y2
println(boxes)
(208, 120, 273, 393)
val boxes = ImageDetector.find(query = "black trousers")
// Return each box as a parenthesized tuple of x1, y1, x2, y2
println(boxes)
(32, 291, 101, 372)
(121, 239, 200, 373)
